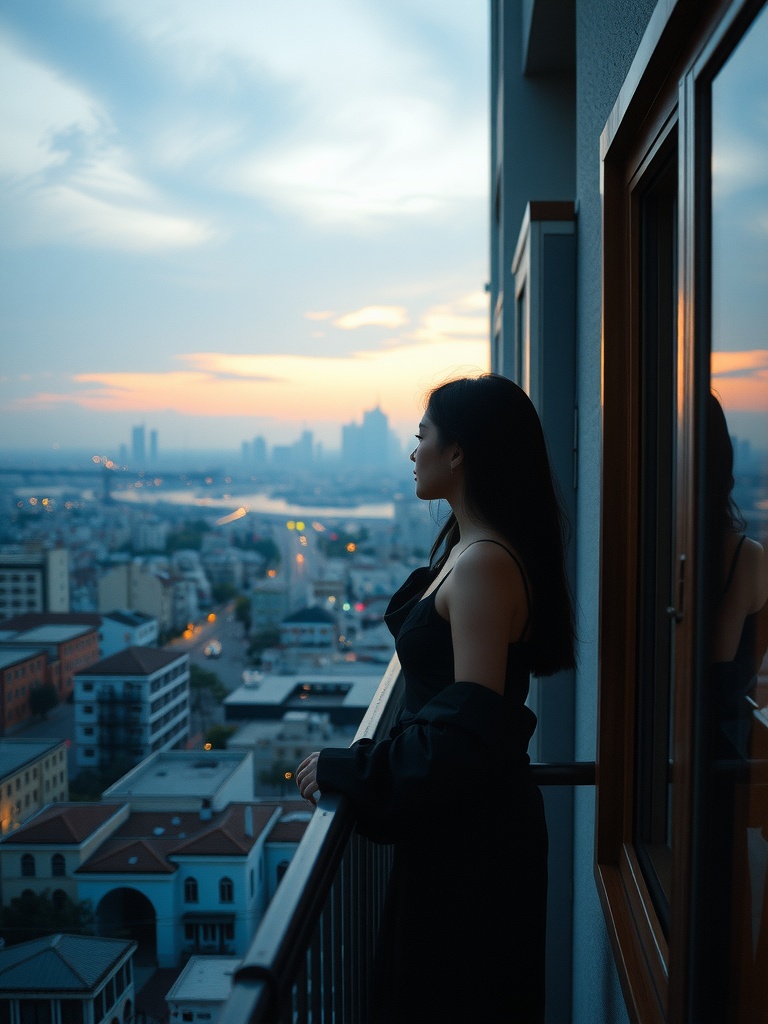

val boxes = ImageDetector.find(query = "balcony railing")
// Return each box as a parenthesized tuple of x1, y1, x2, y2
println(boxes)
(219, 656, 595, 1024)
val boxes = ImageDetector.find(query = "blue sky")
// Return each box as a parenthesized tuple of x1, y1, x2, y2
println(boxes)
(0, 0, 490, 454)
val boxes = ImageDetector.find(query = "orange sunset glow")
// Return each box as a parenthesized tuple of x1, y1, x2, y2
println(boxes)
(711, 348, 768, 410)
(11, 295, 490, 435)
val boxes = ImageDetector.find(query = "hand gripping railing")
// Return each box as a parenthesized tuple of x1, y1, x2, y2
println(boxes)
(218, 657, 595, 1024)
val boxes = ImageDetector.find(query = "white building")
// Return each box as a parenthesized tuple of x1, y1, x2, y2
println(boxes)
(74, 647, 190, 770)
(0, 753, 312, 968)
(166, 955, 242, 1024)
(100, 609, 158, 659)
(0, 549, 70, 621)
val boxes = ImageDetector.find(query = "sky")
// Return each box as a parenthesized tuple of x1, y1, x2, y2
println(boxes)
(0, 0, 490, 456)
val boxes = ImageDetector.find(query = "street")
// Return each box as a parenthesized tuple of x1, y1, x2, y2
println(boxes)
(15, 605, 250, 777)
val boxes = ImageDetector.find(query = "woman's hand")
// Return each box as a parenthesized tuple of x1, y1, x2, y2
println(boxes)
(296, 751, 321, 804)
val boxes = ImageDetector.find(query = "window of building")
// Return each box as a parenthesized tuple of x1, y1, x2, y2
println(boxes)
(52, 853, 65, 876)
(596, 3, 768, 1022)
(184, 877, 198, 902)
(21, 853, 35, 877)
(19, 1002, 51, 1024)
(60, 1001, 84, 1024)
(219, 877, 234, 903)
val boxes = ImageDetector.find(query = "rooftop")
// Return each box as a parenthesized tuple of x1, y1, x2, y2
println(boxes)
(0, 933, 135, 993)
(224, 673, 381, 712)
(6, 624, 94, 644)
(0, 647, 46, 671)
(0, 738, 66, 779)
(77, 645, 187, 677)
(103, 609, 154, 627)
(166, 955, 241, 1004)
(103, 749, 251, 804)
(0, 802, 126, 846)
(0, 613, 102, 632)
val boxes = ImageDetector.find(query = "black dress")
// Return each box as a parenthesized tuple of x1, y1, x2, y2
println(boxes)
(316, 544, 548, 1023)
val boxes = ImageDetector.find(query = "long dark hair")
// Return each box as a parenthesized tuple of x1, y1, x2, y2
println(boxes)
(706, 391, 747, 592)
(424, 373, 575, 676)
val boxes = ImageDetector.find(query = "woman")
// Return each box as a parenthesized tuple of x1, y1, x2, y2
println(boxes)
(296, 373, 576, 1023)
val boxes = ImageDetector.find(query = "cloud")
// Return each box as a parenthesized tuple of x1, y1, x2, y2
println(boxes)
(304, 311, 335, 322)
(0, 32, 107, 181)
(333, 307, 409, 330)
(83, 0, 487, 227)
(0, 31, 213, 250)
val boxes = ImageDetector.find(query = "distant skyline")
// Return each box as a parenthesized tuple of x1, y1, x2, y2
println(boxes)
(0, 1, 490, 452)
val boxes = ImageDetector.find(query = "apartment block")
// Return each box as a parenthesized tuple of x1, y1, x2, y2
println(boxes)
(0, 738, 68, 834)
(74, 647, 190, 770)
(0, 549, 70, 621)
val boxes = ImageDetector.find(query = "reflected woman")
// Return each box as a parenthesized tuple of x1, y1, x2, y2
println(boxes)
(707, 391, 768, 754)
(296, 373, 575, 1024)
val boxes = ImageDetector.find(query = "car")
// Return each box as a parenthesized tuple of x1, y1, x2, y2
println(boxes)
(204, 639, 222, 658)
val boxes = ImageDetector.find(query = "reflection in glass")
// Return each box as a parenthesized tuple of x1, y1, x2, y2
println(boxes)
(709, 6, 768, 1019)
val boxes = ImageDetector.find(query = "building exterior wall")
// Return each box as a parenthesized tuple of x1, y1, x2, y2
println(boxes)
(100, 614, 159, 659)
(0, 740, 67, 835)
(490, 2, 659, 1021)
(0, 651, 47, 736)
(98, 564, 174, 632)
(0, 550, 70, 621)
(74, 656, 189, 770)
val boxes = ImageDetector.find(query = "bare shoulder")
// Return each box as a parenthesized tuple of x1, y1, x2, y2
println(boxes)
(448, 539, 529, 606)
(438, 537, 530, 646)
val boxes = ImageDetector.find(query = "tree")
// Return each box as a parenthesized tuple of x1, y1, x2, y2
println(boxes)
(211, 582, 238, 603)
(205, 724, 237, 749)
(30, 683, 58, 720)
(234, 595, 252, 633)
(189, 663, 227, 702)
(1, 889, 94, 945)
(258, 759, 299, 797)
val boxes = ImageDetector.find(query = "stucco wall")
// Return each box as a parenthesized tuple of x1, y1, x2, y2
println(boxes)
(571, 2, 658, 1022)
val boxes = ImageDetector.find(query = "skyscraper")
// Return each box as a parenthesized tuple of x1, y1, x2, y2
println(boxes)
(132, 425, 146, 464)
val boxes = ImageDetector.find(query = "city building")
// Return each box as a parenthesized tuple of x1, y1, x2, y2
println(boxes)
(0, 793, 312, 968)
(227, 711, 349, 797)
(0, 549, 70, 620)
(0, 649, 48, 736)
(223, 672, 381, 728)
(73, 647, 190, 771)
(0, 802, 127, 906)
(97, 562, 184, 632)
(0, 934, 136, 1024)
(100, 610, 159, 659)
(341, 405, 390, 469)
(165, 955, 242, 1024)
(0, 622, 100, 707)
(249, 579, 289, 636)
(0, 739, 68, 834)
(278, 607, 337, 670)
(487, 2, 768, 1020)
(131, 425, 146, 464)
(101, 750, 254, 813)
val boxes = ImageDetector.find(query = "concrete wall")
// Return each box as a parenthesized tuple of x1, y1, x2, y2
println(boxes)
(570, 3, 658, 1022)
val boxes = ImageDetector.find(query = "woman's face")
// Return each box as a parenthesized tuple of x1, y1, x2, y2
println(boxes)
(410, 413, 454, 500)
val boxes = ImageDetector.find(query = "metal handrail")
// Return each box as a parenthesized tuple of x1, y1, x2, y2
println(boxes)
(219, 656, 596, 1024)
